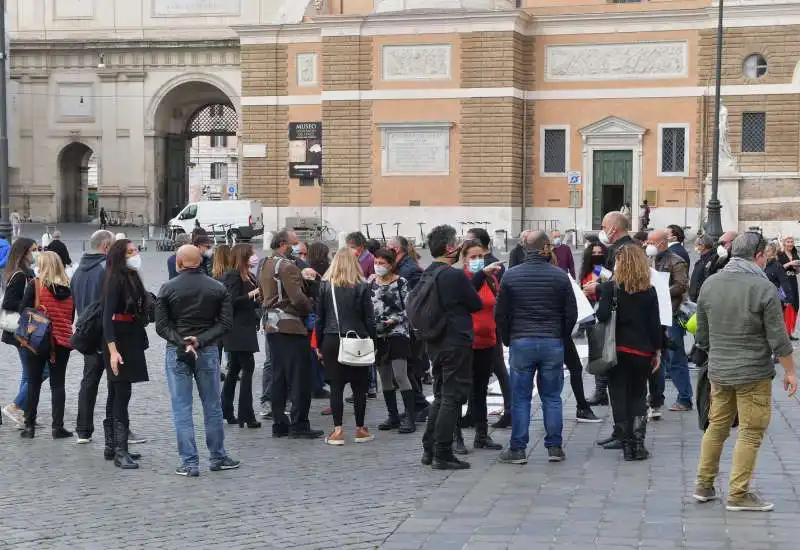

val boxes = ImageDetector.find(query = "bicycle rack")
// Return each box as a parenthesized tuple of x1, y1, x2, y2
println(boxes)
(417, 222, 426, 249)
(363, 223, 372, 240)
(393, 222, 402, 237)
(376, 222, 387, 246)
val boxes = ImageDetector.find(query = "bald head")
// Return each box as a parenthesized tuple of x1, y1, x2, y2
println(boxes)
(176, 245, 202, 272)
(720, 230, 738, 249)
(601, 211, 629, 244)
(524, 230, 550, 252)
(647, 229, 669, 255)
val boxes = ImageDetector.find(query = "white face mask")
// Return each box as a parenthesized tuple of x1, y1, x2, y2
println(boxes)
(126, 255, 142, 271)
(598, 230, 611, 246)
(553, 238, 562, 248)
(717, 245, 729, 260)
(203, 249, 213, 259)
(374, 265, 390, 277)
(645, 244, 659, 257)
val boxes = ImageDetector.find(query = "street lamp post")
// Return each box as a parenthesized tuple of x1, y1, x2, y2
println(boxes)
(705, 0, 725, 241)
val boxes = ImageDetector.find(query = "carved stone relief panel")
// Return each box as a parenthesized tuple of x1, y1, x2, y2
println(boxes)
(152, 0, 241, 17)
(382, 44, 451, 82)
(545, 41, 689, 82)
(297, 53, 318, 87)
(54, 0, 95, 19)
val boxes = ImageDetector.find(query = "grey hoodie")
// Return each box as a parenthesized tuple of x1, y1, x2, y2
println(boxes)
(70, 253, 106, 316)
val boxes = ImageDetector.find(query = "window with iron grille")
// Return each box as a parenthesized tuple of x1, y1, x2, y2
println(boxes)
(741, 112, 766, 153)
(210, 135, 228, 148)
(543, 128, 567, 174)
(210, 162, 226, 180)
(660, 126, 687, 174)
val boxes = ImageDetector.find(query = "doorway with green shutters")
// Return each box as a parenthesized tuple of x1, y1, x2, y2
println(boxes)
(592, 150, 633, 229)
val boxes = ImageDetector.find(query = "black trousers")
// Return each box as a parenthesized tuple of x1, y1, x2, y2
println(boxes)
(491, 340, 510, 412)
(321, 335, 370, 427)
(76, 352, 106, 436)
(608, 352, 651, 435)
(270, 333, 312, 431)
(564, 336, 589, 410)
(408, 335, 430, 410)
(108, 380, 132, 427)
(471, 347, 495, 425)
(24, 346, 70, 429)
(222, 351, 256, 423)
(422, 345, 473, 454)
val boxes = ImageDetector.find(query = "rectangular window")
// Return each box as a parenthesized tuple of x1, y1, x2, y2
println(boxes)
(660, 126, 687, 175)
(210, 135, 228, 148)
(210, 162, 226, 180)
(741, 112, 766, 153)
(543, 128, 567, 174)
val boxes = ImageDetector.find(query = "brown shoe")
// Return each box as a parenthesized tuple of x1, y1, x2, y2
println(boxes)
(693, 485, 718, 503)
(354, 427, 374, 443)
(325, 428, 345, 446)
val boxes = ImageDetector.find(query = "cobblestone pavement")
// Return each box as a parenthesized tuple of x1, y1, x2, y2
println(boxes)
(1, 225, 799, 549)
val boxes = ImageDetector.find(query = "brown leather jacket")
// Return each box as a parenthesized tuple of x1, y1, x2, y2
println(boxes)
(654, 249, 689, 315)
(259, 255, 312, 336)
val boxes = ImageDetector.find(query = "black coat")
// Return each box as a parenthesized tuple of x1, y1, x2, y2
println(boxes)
(396, 255, 422, 290)
(220, 269, 260, 353)
(102, 275, 150, 383)
(689, 250, 714, 302)
(315, 281, 376, 350)
(1, 268, 34, 347)
(46, 239, 72, 267)
(765, 258, 794, 305)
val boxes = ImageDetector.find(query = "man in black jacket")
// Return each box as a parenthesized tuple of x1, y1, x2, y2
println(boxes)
(666, 224, 691, 265)
(420, 225, 483, 470)
(388, 235, 423, 290)
(46, 230, 72, 267)
(690, 234, 715, 302)
(496, 231, 577, 465)
(708, 230, 738, 276)
(72, 230, 115, 443)
(156, 245, 238, 476)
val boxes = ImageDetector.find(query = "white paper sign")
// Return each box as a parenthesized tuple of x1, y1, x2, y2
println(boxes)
(650, 269, 673, 326)
(569, 275, 596, 323)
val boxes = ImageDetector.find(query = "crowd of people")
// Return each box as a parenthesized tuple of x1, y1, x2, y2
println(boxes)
(0, 215, 796, 512)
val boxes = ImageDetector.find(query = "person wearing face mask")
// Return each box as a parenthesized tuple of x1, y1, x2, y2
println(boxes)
(192, 234, 214, 276)
(292, 241, 310, 270)
(708, 231, 738, 276)
(509, 230, 530, 268)
(419, 225, 483, 470)
(369, 249, 415, 434)
(689, 234, 715, 302)
(346, 232, 375, 278)
(646, 229, 691, 416)
(457, 240, 504, 452)
(549, 229, 575, 278)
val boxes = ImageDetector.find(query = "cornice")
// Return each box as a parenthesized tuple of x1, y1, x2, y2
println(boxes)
(9, 38, 240, 51)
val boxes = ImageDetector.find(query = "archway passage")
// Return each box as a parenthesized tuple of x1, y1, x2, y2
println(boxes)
(58, 142, 94, 222)
(152, 80, 239, 223)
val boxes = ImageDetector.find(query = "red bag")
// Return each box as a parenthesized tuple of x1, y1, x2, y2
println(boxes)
(310, 327, 318, 350)
(783, 305, 797, 336)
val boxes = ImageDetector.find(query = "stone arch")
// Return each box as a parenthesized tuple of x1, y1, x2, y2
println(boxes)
(145, 72, 240, 133)
(57, 140, 96, 222)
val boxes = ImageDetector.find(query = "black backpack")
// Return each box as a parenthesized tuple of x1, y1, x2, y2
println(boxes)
(71, 301, 103, 355)
(406, 264, 448, 341)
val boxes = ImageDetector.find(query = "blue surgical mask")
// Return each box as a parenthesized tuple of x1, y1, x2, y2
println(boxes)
(468, 258, 484, 273)
(291, 244, 303, 255)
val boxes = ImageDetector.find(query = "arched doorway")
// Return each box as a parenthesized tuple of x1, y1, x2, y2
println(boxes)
(58, 142, 94, 222)
(151, 79, 239, 223)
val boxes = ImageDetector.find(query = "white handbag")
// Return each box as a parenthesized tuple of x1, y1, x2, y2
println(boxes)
(331, 283, 375, 367)
(0, 271, 21, 332)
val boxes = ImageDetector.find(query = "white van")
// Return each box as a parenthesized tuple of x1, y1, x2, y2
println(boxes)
(169, 200, 264, 241)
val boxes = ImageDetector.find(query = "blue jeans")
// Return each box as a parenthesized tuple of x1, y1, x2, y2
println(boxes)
(13, 347, 29, 409)
(662, 322, 693, 406)
(165, 345, 228, 468)
(261, 333, 273, 405)
(509, 337, 565, 451)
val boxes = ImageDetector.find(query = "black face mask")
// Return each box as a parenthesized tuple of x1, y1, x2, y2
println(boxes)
(591, 255, 605, 265)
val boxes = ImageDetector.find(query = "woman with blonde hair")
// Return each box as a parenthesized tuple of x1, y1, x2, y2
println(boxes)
(211, 244, 233, 279)
(315, 248, 377, 445)
(777, 236, 800, 338)
(18, 251, 75, 439)
(595, 245, 662, 461)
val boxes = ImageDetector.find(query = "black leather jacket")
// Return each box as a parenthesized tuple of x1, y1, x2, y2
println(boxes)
(315, 281, 377, 349)
(155, 269, 233, 349)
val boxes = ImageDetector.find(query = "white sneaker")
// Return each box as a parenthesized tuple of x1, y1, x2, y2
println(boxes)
(648, 407, 662, 421)
(2, 404, 23, 426)
(259, 405, 272, 418)
(76, 435, 92, 444)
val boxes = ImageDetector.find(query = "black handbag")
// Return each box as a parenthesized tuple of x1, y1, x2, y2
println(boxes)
(586, 285, 618, 376)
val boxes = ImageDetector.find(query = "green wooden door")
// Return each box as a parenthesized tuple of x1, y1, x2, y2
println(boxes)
(592, 150, 633, 229)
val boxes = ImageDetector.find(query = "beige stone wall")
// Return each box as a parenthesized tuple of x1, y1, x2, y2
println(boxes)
(739, 202, 800, 221)
(322, 36, 373, 91)
(740, 176, 800, 225)
(241, 44, 288, 96)
(242, 106, 290, 205)
(459, 32, 533, 207)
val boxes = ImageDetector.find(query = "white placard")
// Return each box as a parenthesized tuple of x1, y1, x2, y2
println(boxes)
(570, 275, 596, 323)
(650, 269, 673, 326)
(242, 144, 267, 158)
(288, 141, 306, 163)
(381, 125, 450, 176)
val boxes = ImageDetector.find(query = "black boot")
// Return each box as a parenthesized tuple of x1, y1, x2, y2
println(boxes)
(103, 418, 115, 460)
(632, 416, 650, 460)
(378, 391, 401, 431)
(587, 377, 609, 406)
(622, 420, 635, 461)
(460, 405, 475, 429)
(113, 420, 139, 470)
(453, 424, 469, 455)
(492, 411, 511, 429)
(398, 390, 416, 434)
(474, 422, 502, 450)
(432, 449, 470, 470)
(597, 423, 625, 449)
(20, 410, 35, 439)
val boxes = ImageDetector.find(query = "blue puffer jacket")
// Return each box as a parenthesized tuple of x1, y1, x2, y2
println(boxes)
(495, 253, 578, 346)
(0, 238, 9, 269)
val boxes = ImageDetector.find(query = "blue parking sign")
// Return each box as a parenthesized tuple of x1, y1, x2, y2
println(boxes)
(567, 171, 581, 185)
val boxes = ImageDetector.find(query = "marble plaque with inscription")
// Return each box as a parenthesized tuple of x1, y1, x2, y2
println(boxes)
(152, 0, 241, 17)
(382, 45, 451, 81)
(545, 41, 688, 82)
(383, 127, 450, 175)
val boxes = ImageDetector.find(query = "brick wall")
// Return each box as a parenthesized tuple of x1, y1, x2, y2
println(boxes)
(459, 32, 533, 206)
(241, 44, 288, 96)
(739, 202, 800, 221)
(241, 106, 290, 205)
(698, 27, 800, 85)
(697, 94, 800, 175)
(320, 36, 373, 205)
